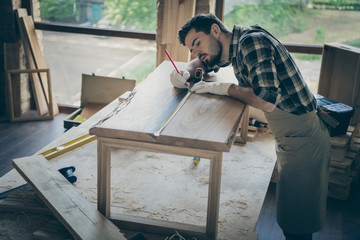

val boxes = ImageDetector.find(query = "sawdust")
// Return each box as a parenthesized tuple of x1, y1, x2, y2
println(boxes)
(221, 198, 248, 209)
(197, 175, 209, 184)
(146, 153, 160, 159)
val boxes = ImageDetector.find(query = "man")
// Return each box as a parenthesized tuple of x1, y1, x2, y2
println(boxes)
(170, 14, 331, 240)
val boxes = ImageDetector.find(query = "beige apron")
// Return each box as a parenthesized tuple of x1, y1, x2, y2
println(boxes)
(264, 107, 331, 234)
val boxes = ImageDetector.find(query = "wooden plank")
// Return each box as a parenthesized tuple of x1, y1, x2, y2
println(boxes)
(21, 15, 59, 115)
(15, 9, 48, 116)
(89, 61, 246, 152)
(12, 155, 126, 240)
(158, 93, 244, 151)
(6, 68, 54, 121)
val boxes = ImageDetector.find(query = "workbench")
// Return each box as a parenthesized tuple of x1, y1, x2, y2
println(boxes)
(0, 61, 276, 240)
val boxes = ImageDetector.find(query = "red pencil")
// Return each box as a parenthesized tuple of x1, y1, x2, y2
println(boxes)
(164, 50, 189, 88)
(165, 50, 180, 74)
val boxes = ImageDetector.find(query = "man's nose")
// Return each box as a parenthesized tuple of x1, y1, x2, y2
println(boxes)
(192, 49, 200, 57)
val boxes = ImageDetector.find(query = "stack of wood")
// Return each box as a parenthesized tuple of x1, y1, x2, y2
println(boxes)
(6, 8, 58, 121)
(328, 124, 360, 200)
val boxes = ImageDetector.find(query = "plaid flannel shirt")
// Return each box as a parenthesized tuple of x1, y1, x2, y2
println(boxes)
(229, 25, 316, 115)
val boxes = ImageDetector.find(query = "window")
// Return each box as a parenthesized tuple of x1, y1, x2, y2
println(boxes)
(34, 0, 157, 105)
(223, 0, 360, 93)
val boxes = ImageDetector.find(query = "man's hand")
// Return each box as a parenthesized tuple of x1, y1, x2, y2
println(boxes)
(191, 81, 233, 96)
(170, 69, 190, 89)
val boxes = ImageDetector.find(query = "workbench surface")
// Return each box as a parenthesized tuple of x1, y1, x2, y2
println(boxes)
(90, 61, 246, 152)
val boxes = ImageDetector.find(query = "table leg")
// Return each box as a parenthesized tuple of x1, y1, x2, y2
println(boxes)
(206, 152, 223, 240)
(97, 137, 111, 217)
(238, 105, 250, 144)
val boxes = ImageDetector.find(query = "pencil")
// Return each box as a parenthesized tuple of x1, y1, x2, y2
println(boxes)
(165, 50, 188, 88)
(165, 50, 180, 74)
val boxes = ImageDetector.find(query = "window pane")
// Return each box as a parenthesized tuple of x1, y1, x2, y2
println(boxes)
(37, 0, 157, 32)
(223, 0, 360, 93)
(40, 31, 156, 105)
(224, 1, 360, 47)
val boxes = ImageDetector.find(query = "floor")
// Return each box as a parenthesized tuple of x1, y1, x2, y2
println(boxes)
(0, 113, 359, 240)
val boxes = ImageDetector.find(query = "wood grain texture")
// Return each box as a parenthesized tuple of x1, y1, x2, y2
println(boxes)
(157, 0, 195, 65)
(15, 9, 48, 116)
(90, 61, 246, 152)
(12, 155, 126, 240)
(21, 15, 59, 115)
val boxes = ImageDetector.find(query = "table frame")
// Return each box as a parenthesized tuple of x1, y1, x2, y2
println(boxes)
(97, 137, 224, 240)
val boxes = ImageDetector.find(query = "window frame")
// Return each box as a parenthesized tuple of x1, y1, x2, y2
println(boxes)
(30, 0, 323, 111)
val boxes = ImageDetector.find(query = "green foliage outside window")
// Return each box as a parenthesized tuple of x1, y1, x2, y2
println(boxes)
(224, 0, 310, 38)
(38, 0, 79, 22)
(104, 0, 157, 31)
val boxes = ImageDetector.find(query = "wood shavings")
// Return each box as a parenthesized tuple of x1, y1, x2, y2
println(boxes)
(221, 199, 248, 209)
(146, 153, 160, 159)
(197, 175, 209, 184)
(238, 228, 250, 235)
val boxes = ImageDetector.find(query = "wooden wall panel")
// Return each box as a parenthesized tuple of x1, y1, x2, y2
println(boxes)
(156, 0, 196, 66)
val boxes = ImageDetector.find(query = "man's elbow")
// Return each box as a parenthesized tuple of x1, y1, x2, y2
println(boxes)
(262, 102, 276, 112)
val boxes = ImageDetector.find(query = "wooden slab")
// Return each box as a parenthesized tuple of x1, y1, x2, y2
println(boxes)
(21, 14, 59, 115)
(12, 155, 126, 240)
(90, 61, 246, 152)
(15, 9, 48, 116)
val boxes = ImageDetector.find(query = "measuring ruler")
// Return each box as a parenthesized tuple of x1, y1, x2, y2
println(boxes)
(154, 91, 193, 137)
(40, 134, 97, 160)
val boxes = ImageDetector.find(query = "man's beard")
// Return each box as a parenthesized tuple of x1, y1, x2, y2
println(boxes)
(204, 37, 222, 67)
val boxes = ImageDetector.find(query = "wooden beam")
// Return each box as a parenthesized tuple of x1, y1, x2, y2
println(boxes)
(16, 8, 49, 116)
(34, 22, 156, 40)
(283, 43, 323, 55)
(12, 155, 126, 240)
(156, 0, 196, 65)
(21, 15, 59, 115)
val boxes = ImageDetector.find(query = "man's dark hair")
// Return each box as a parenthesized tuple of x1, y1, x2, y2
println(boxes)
(178, 14, 230, 46)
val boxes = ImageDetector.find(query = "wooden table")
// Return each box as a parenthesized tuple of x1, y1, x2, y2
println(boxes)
(89, 61, 249, 240)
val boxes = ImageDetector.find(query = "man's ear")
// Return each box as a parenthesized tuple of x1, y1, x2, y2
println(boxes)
(211, 23, 221, 38)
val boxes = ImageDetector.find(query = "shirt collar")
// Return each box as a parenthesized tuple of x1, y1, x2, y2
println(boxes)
(229, 25, 243, 61)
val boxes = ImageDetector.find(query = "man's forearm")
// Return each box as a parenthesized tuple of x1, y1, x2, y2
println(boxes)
(228, 84, 276, 112)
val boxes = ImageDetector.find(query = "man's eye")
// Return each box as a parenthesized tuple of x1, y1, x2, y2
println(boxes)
(196, 41, 200, 47)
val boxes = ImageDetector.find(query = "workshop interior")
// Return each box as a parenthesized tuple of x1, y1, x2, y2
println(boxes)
(0, 0, 360, 240)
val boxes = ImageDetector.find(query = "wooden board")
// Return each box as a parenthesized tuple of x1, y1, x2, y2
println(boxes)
(89, 61, 246, 152)
(21, 14, 59, 115)
(318, 42, 360, 125)
(15, 8, 48, 116)
(12, 155, 126, 240)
